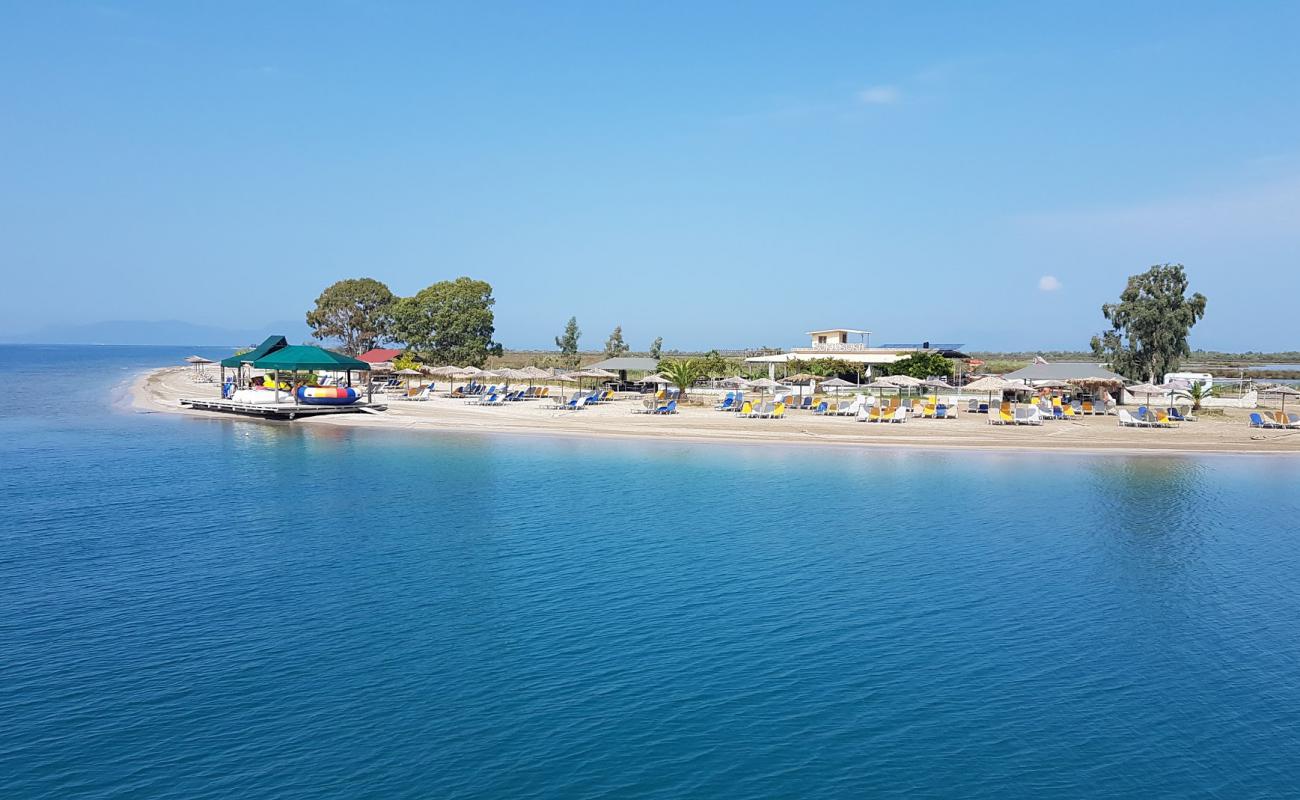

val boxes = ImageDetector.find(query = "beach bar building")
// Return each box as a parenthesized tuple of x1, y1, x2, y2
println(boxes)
(583, 356, 660, 384)
(1002, 361, 1126, 402)
(357, 348, 404, 371)
(744, 328, 967, 379)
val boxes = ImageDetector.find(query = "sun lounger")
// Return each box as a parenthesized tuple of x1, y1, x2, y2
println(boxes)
(888, 407, 908, 423)
(1272, 411, 1300, 429)
(1119, 409, 1153, 427)
(771, 402, 787, 419)
(653, 399, 677, 415)
(813, 400, 829, 415)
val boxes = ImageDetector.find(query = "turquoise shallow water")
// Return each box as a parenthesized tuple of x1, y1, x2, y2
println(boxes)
(2, 345, 1300, 798)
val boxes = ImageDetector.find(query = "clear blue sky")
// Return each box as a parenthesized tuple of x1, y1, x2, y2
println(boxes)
(3, 2, 1298, 351)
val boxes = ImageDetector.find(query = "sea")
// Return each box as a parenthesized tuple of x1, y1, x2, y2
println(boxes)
(2, 345, 1299, 799)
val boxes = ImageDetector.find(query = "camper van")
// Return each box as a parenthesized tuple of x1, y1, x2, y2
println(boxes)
(1163, 372, 1213, 391)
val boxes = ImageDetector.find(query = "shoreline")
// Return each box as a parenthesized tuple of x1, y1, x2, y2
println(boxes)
(129, 366, 1300, 457)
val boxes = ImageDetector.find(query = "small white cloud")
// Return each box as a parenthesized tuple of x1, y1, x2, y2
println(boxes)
(858, 85, 901, 105)
(1038, 275, 1062, 292)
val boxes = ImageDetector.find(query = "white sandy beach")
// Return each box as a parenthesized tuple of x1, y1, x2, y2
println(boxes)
(132, 366, 1300, 456)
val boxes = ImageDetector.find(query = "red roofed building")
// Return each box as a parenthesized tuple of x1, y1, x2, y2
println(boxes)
(357, 348, 404, 364)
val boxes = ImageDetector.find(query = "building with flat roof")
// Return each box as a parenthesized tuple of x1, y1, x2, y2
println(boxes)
(744, 328, 967, 378)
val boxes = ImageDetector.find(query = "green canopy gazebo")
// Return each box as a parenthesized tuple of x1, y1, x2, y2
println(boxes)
(248, 345, 372, 402)
(218, 335, 289, 394)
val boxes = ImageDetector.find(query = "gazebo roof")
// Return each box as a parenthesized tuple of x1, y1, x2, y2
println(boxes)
(220, 335, 288, 368)
(250, 345, 370, 372)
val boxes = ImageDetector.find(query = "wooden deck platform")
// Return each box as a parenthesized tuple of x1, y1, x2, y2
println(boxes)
(179, 397, 387, 419)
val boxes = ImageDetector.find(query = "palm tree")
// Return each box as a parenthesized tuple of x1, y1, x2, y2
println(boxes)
(658, 359, 703, 402)
(1187, 382, 1207, 410)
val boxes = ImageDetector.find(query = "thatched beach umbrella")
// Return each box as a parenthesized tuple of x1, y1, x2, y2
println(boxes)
(516, 366, 551, 388)
(425, 365, 461, 392)
(451, 366, 485, 392)
(963, 376, 1013, 409)
(881, 374, 924, 387)
(1261, 384, 1300, 415)
(394, 367, 423, 390)
(820, 377, 854, 397)
(747, 377, 783, 400)
(185, 355, 214, 378)
(1126, 383, 1168, 409)
(494, 367, 527, 388)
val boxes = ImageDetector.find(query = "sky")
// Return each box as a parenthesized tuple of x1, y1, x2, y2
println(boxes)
(2, 1, 1298, 352)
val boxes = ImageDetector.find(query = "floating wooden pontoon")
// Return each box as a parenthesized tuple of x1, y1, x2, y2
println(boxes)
(179, 397, 387, 419)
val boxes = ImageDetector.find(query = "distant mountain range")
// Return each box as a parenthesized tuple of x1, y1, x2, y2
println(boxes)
(0, 319, 317, 347)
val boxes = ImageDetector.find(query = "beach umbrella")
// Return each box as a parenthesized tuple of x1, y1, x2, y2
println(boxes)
(719, 375, 752, 388)
(881, 374, 924, 387)
(1261, 384, 1300, 415)
(451, 365, 484, 392)
(184, 355, 214, 378)
(880, 374, 924, 399)
(1126, 383, 1168, 408)
(425, 365, 461, 392)
(493, 367, 527, 388)
(963, 376, 1014, 409)
(637, 374, 671, 384)
(748, 377, 783, 401)
(861, 380, 901, 410)
(820, 377, 854, 397)
(394, 367, 422, 390)
(517, 366, 552, 388)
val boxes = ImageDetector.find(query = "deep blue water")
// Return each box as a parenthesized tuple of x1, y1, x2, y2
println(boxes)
(3, 345, 1300, 799)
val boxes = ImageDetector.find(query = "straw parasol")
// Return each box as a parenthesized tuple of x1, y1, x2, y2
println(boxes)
(450, 365, 484, 391)
(880, 374, 924, 387)
(185, 355, 214, 376)
(748, 377, 783, 400)
(515, 366, 552, 387)
(719, 375, 752, 389)
(963, 376, 1014, 408)
(394, 367, 423, 390)
(1261, 384, 1300, 415)
(638, 374, 671, 384)
(819, 377, 854, 396)
(1126, 383, 1169, 408)
(494, 367, 528, 386)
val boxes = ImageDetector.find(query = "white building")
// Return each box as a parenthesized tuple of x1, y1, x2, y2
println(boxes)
(744, 328, 967, 379)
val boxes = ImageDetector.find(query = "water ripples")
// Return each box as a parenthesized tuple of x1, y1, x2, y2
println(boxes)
(3, 348, 1300, 798)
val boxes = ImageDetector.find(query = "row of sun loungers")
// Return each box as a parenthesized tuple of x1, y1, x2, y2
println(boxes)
(1249, 412, 1300, 429)
(986, 404, 1045, 425)
(1118, 407, 1181, 427)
